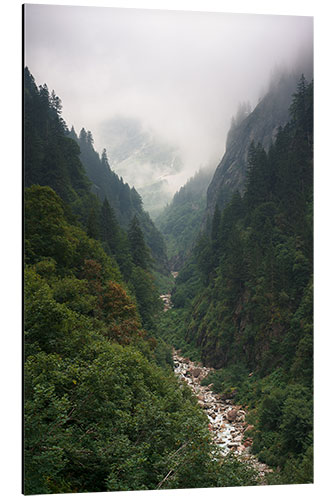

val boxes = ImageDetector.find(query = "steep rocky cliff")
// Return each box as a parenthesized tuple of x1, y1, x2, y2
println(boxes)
(206, 72, 300, 218)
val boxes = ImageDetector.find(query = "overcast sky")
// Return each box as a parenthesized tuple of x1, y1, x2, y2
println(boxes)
(24, 4, 313, 188)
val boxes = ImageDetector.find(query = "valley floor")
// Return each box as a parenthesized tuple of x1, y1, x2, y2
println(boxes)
(173, 350, 273, 483)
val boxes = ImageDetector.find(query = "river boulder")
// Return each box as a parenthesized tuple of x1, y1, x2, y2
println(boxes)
(190, 367, 202, 378)
(226, 409, 238, 421)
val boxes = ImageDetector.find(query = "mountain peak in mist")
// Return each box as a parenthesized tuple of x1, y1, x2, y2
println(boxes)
(98, 116, 184, 217)
(206, 68, 309, 218)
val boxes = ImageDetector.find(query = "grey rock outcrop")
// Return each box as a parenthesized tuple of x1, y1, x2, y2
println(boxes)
(206, 73, 300, 220)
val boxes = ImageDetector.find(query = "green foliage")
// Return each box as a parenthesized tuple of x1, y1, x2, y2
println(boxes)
(24, 264, 257, 493)
(129, 266, 163, 330)
(24, 185, 122, 283)
(172, 255, 204, 307)
(128, 216, 151, 270)
(250, 381, 312, 472)
(156, 167, 214, 269)
(201, 363, 249, 397)
(24, 67, 313, 491)
(152, 270, 175, 295)
(167, 76, 313, 483)
(100, 197, 121, 256)
(259, 388, 285, 432)
(267, 445, 313, 485)
(74, 128, 170, 276)
(24, 73, 260, 493)
(24, 68, 96, 225)
(153, 338, 174, 371)
(24, 68, 167, 329)
(279, 385, 313, 456)
(155, 309, 202, 362)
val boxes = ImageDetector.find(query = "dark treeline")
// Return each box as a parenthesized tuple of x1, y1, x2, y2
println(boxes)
(158, 76, 313, 484)
(24, 67, 166, 330)
(23, 67, 258, 494)
(67, 126, 170, 278)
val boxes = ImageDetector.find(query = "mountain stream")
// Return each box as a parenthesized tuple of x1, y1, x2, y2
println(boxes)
(172, 350, 273, 481)
(161, 290, 272, 480)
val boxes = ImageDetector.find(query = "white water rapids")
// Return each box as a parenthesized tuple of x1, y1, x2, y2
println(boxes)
(160, 289, 272, 479)
(172, 349, 273, 479)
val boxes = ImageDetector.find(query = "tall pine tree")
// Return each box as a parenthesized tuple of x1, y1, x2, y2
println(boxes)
(128, 216, 151, 270)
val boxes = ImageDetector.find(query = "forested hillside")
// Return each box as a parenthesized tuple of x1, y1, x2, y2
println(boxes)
(24, 65, 169, 281)
(160, 76, 313, 484)
(98, 116, 183, 218)
(156, 167, 214, 270)
(67, 125, 170, 278)
(206, 72, 300, 219)
(22, 3, 317, 495)
(23, 67, 258, 494)
(24, 67, 166, 330)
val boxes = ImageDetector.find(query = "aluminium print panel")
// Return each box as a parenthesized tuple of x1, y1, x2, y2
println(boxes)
(23, 3, 313, 495)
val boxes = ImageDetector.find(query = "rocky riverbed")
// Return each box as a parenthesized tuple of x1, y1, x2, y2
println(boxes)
(173, 349, 273, 481)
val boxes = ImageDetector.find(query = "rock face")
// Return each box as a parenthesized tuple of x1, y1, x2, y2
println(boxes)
(226, 409, 238, 422)
(172, 349, 273, 481)
(190, 367, 202, 378)
(206, 73, 299, 220)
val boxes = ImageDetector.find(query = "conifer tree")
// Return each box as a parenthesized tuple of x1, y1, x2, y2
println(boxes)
(87, 206, 100, 240)
(50, 89, 62, 115)
(79, 128, 87, 147)
(101, 148, 109, 167)
(128, 216, 151, 270)
(211, 204, 221, 248)
(87, 130, 94, 147)
(101, 198, 120, 255)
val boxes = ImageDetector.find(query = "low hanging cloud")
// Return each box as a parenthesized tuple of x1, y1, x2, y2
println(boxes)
(24, 4, 313, 192)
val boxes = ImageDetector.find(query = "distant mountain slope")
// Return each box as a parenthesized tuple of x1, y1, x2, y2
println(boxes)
(24, 75, 253, 495)
(24, 66, 169, 296)
(156, 167, 214, 270)
(67, 126, 170, 277)
(167, 75, 313, 485)
(206, 72, 300, 218)
(24, 67, 168, 328)
(99, 116, 183, 217)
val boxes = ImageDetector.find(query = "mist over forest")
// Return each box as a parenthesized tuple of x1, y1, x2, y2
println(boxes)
(23, 4, 314, 495)
(24, 5, 312, 209)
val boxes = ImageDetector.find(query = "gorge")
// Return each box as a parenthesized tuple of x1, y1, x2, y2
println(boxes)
(23, 50, 313, 493)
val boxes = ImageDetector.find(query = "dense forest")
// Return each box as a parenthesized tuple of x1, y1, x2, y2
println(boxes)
(157, 75, 313, 484)
(155, 167, 214, 270)
(23, 68, 260, 494)
(67, 125, 170, 280)
(24, 62, 313, 493)
(206, 71, 300, 219)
